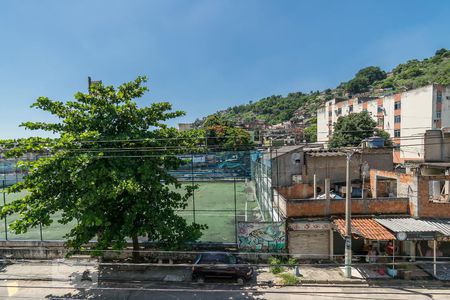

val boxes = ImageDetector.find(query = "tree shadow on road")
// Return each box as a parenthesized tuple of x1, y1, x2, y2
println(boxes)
(45, 269, 267, 300)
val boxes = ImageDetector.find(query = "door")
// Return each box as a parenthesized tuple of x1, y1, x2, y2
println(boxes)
(288, 230, 330, 258)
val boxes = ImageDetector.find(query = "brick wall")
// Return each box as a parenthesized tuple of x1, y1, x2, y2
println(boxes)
(417, 175, 450, 218)
(370, 169, 450, 218)
(370, 169, 418, 216)
(284, 197, 409, 218)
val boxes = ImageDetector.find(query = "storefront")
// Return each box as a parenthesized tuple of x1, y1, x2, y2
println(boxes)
(287, 220, 331, 259)
(332, 218, 396, 262)
(375, 218, 440, 277)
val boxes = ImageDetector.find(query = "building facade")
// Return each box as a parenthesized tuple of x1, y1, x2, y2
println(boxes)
(317, 85, 450, 163)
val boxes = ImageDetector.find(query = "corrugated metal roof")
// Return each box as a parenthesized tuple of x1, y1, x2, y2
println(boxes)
(420, 219, 450, 236)
(333, 218, 395, 240)
(375, 218, 438, 233)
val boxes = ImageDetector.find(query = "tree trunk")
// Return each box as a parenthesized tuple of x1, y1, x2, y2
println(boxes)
(132, 234, 140, 261)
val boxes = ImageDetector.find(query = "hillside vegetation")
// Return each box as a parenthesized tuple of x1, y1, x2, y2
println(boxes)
(200, 48, 450, 126)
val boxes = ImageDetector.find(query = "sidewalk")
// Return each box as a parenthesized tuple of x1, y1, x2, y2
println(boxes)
(0, 260, 447, 287)
(0, 258, 98, 284)
(257, 266, 366, 285)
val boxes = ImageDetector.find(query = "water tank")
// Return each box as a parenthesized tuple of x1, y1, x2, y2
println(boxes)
(365, 136, 385, 148)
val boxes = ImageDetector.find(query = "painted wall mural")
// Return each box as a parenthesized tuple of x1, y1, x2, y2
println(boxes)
(238, 222, 285, 251)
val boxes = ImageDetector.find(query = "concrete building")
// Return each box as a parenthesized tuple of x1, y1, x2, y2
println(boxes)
(254, 143, 393, 222)
(317, 85, 450, 163)
(177, 123, 194, 131)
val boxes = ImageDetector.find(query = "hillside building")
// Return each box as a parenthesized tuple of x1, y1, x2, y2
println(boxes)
(317, 84, 450, 163)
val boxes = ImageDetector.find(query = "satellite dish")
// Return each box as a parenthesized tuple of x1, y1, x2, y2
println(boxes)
(291, 153, 301, 164)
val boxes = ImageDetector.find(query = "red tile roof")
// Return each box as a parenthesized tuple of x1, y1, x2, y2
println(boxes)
(333, 218, 395, 241)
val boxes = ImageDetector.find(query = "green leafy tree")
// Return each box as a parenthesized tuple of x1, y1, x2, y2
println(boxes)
(303, 117, 317, 142)
(0, 76, 206, 258)
(203, 115, 253, 150)
(329, 111, 391, 148)
(346, 66, 387, 94)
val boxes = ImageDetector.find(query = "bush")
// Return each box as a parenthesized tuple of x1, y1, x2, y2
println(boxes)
(287, 257, 298, 267)
(279, 273, 300, 285)
(268, 257, 284, 274)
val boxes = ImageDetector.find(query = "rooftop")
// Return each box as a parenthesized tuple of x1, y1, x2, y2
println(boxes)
(333, 218, 395, 241)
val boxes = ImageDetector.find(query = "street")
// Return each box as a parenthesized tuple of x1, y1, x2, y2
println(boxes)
(2, 281, 450, 300)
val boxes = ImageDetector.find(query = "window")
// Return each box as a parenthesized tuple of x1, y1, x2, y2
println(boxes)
(437, 92, 443, 103)
(394, 115, 401, 123)
(328, 111, 332, 117)
(377, 118, 384, 127)
(437, 112, 441, 119)
(394, 130, 401, 138)
(377, 106, 384, 113)
(349, 105, 353, 112)
(336, 108, 342, 115)
(394, 102, 401, 110)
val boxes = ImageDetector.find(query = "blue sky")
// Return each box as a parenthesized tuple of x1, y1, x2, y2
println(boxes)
(0, 0, 449, 138)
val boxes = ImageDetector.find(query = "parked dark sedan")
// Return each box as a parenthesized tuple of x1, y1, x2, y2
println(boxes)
(192, 252, 253, 282)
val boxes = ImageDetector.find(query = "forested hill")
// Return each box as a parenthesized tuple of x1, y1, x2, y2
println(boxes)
(198, 48, 450, 126)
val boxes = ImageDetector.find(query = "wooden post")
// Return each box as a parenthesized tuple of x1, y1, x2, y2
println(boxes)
(392, 240, 395, 270)
(329, 229, 334, 261)
(313, 174, 317, 199)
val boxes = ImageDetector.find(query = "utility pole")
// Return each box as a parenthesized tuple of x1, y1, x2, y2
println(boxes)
(344, 151, 353, 278)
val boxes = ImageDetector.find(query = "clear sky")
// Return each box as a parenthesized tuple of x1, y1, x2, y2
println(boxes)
(1, 0, 449, 138)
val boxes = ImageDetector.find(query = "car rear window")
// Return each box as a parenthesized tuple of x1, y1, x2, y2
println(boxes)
(198, 254, 235, 264)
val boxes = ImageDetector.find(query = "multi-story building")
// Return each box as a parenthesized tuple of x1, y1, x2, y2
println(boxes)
(317, 84, 450, 163)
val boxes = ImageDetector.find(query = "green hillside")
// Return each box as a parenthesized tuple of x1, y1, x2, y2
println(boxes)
(200, 48, 450, 126)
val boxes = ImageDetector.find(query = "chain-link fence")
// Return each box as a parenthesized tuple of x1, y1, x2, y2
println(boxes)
(1, 150, 276, 243)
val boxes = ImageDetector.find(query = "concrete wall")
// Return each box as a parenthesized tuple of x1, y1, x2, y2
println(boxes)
(271, 149, 303, 187)
(317, 106, 328, 143)
(277, 184, 315, 200)
(304, 154, 360, 185)
(303, 149, 393, 186)
(400, 85, 434, 161)
(441, 86, 450, 128)
(424, 129, 450, 162)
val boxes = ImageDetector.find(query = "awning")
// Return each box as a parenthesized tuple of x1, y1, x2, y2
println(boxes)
(333, 218, 395, 241)
(416, 219, 450, 240)
(375, 218, 439, 240)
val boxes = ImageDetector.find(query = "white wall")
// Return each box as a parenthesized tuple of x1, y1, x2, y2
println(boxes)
(400, 85, 434, 161)
(441, 86, 450, 128)
(317, 106, 328, 143)
(383, 95, 395, 138)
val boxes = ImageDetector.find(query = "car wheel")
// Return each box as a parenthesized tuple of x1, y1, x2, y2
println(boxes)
(237, 277, 245, 285)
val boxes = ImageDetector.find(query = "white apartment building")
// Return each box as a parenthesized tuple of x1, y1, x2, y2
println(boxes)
(317, 84, 450, 163)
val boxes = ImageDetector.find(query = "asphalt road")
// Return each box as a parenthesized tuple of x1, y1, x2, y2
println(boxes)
(2, 281, 450, 300)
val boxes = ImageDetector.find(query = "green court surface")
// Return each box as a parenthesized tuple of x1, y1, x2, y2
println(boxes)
(0, 181, 261, 243)
(175, 181, 261, 242)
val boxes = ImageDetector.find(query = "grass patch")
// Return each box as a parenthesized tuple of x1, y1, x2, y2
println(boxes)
(269, 257, 285, 274)
(278, 272, 300, 285)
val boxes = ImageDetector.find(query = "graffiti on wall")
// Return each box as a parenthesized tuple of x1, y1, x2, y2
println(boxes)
(238, 222, 285, 251)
